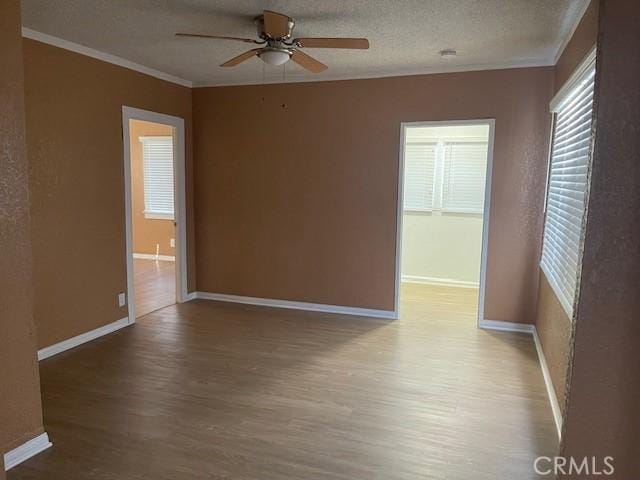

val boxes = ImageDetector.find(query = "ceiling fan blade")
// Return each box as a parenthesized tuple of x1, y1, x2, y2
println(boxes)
(176, 33, 257, 44)
(263, 10, 290, 38)
(290, 50, 328, 73)
(220, 48, 262, 67)
(295, 38, 370, 49)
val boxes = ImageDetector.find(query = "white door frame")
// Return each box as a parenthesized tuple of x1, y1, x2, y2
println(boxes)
(122, 106, 188, 324)
(395, 119, 496, 327)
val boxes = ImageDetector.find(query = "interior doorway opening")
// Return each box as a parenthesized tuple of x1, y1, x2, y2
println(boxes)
(129, 120, 176, 317)
(396, 120, 494, 325)
(122, 107, 187, 323)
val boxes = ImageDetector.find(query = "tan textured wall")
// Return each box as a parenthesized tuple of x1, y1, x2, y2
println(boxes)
(193, 67, 553, 319)
(130, 119, 175, 256)
(561, 1, 640, 476)
(0, 0, 44, 454)
(534, 0, 599, 418)
(535, 273, 571, 405)
(24, 39, 194, 348)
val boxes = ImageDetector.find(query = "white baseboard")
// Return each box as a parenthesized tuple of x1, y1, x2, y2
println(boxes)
(478, 318, 535, 333)
(194, 291, 397, 319)
(183, 291, 197, 301)
(533, 328, 563, 439)
(3, 432, 52, 470)
(133, 253, 175, 261)
(38, 317, 130, 361)
(479, 318, 562, 439)
(402, 275, 479, 289)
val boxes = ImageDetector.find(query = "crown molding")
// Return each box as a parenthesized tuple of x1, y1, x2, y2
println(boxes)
(22, 23, 569, 90)
(192, 57, 554, 88)
(553, 0, 592, 65)
(21, 27, 193, 88)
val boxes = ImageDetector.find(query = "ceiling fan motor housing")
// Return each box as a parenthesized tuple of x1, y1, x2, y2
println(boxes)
(254, 15, 295, 41)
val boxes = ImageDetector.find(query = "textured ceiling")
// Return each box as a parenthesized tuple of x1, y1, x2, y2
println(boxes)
(21, 0, 588, 86)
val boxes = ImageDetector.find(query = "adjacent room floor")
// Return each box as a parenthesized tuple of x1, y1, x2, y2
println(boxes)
(10, 284, 557, 479)
(133, 258, 175, 318)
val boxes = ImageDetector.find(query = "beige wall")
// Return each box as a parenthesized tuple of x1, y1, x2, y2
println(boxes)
(193, 67, 553, 320)
(401, 214, 483, 285)
(561, 1, 640, 475)
(130, 119, 175, 256)
(0, 0, 44, 455)
(24, 39, 194, 349)
(534, 0, 599, 419)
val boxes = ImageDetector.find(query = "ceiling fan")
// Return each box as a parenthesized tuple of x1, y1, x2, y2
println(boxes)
(176, 10, 369, 73)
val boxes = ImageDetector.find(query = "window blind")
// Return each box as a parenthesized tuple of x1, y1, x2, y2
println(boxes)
(140, 136, 174, 219)
(403, 143, 436, 210)
(541, 60, 596, 317)
(442, 142, 488, 213)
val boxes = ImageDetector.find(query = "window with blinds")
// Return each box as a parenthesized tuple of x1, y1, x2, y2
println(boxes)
(403, 143, 436, 210)
(443, 142, 488, 213)
(140, 136, 175, 220)
(403, 139, 488, 213)
(540, 54, 596, 318)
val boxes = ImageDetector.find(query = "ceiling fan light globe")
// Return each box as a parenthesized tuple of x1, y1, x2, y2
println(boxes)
(259, 48, 291, 65)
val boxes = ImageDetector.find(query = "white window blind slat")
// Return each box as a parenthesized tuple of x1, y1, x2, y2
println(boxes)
(442, 142, 488, 213)
(541, 62, 596, 318)
(403, 135, 489, 214)
(141, 136, 175, 219)
(554, 89, 595, 133)
(403, 143, 436, 211)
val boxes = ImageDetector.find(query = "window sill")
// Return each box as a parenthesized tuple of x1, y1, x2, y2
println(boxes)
(144, 212, 174, 220)
(404, 208, 433, 214)
(403, 209, 482, 217)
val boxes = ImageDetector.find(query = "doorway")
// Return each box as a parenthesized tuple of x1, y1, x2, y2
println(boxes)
(122, 107, 187, 322)
(395, 120, 494, 325)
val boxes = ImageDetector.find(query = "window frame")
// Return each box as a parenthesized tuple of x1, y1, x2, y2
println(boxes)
(402, 136, 488, 215)
(541, 46, 597, 319)
(441, 140, 489, 215)
(139, 135, 175, 221)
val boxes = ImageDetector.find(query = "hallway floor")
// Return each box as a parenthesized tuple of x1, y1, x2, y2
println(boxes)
(10, 284, 557, 479)
(133, 258, 175, 318)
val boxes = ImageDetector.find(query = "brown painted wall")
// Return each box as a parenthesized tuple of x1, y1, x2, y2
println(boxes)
(23, 39, 194, 348)
(130, 119, 175, 256)
(534, 0, 599, 418)
(0, 0, 44, 455)
(193, 67, 554, 319)
(561, 1, 640, 476)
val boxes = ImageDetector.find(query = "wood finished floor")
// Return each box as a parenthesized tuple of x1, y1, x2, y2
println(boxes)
(10, 284, 557, 479)
(133, 258, 175, 318)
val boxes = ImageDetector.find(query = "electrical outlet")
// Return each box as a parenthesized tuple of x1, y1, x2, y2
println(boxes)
(118, 292, 126, 307)
(170, 238, 175, 248)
